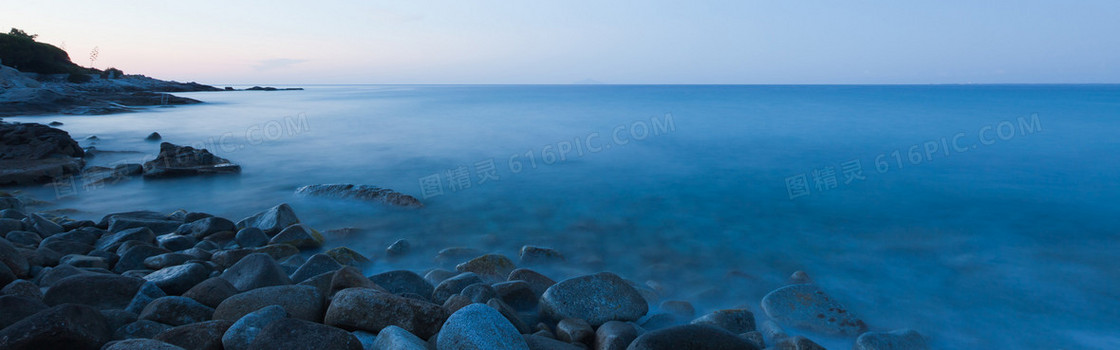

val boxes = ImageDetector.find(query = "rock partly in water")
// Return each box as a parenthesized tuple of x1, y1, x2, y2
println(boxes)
(221, 305, 288, 350)
(690, 308, 756, 334)
(324, 287, 448, 339)
(146, 132, 162, 141)
(854, 329, 930, 350)
(0, 121, 84, 186)
(539, 272, 648, 327)
(141, 142, 240, 179)
(437, 303, 530, 350)
(760, 283, 868, 336)
(296, 184, 423, 208)
(236, 203, 300, 236)
(625, 324, 759, 350)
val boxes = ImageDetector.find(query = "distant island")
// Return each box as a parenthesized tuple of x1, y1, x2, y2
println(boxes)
(0, 28, 299, 117)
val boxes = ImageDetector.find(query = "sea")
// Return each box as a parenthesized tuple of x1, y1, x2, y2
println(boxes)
(7, 84, 1120, 349)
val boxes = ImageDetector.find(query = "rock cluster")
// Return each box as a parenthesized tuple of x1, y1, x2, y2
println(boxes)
(142, 142, 241, 178)
(0, 121, 84, 185)
(0, 192, 930, 350)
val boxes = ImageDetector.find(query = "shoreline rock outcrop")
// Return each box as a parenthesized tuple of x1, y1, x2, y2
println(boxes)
(295, 184, 423, 208)
(0, 121, 84, 186)
(141, 143, 241, 179)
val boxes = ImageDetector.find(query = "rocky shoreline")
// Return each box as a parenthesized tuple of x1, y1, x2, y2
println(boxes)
(0, 194, 931, 350)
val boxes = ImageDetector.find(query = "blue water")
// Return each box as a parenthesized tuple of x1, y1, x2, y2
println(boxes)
(8, 85, 1120, 349)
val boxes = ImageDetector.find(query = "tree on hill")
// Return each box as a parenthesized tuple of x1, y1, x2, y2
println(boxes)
(0, 27, 92, 76)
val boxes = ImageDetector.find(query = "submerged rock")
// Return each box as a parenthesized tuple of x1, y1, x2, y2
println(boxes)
(760, 283, 867, 336)
(296, 184, 423, 208)
(141, 142, 240, 179)
(854, 329, 930, 350)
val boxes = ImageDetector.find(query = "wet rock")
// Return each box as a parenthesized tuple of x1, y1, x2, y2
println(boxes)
(29, 214, 63, 236)
(178, 217, 235, 239)
(0, 295, 48, 329)
(236, 203, 299, 236)
(114, 244, 170, 273)
(435, 247, 484, 267)
(386, 238, 410, 258)
(153, 320, 233, 350)
(139, 296, 214, 326)
(658, 300, 695, 319)
(143, 253, 191, 270)
(640, 313, 682, 331)
(40, 237, 93, 256)
(157, 235, 196, 252)
(125, 281, 167, 314)
(519, 245, 565, 265)
(760, 283, 867, 336)
(104, 339, 184, 350)
(596, 321, 640, 350)
(0, 237, 30, 277)
(437, 303, 530, 350)
(219, 252, 292, 291)
(494, 280, 537, 311)
(487, 298, 532, 334)
(247, 318, 362, 350)
(221, 305, 287, 350)
(214, 285, 324, 322)
(523, 334, 585, 350)
(0, 219, 26, 236)
(144, 262, 209, 295)
(269, 224, 323, 249)
(508, 268, 556, 296)
(324, 246, 372, 267)
(296, 184, 423, 208)
(772, 336, 825, 350)
(97, 227, 156, 251)
(854, 329, 929, 350)
(146, 132, 162, 141)
(234, 227, 268, 248)
(182, 277, 238, 308)
(433, 272, 484, 304)
(424, 268, 458, 286)
(556, 318, 594, 345)
(369, 270, 434, 299)
(108, 217, 182, 236)
(741, 331, 764, 349)
(114, 320, 172, 340)
(456, 253, 516, 282)
(690, 309, 756, 334)
(462, 282, 498, 303)
(540, 272, 648, 326)
(0, 260, 14, 287)
(142, 142, 241, 178)
(626, 324, 758, 350)
(0, 304, 111, 350)
(352, 330, 377, 349)
(211, 248, 252, 268)
(324, 287, 449, 339)
(372, 325, 428, 350)
(2, 279, 42, 299)
(44, 274, 144, 310)
(0, 122, 84, 185)
(329, 266, 384, 295)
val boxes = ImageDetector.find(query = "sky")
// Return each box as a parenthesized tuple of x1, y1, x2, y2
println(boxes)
(3, 0, 1118, 84)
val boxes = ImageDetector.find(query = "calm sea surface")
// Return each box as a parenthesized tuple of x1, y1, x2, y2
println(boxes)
(9, 85, 1120, 349)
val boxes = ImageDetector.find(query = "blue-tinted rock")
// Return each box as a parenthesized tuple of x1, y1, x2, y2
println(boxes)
(432, 272, 483, 304)
(235, 203, 299, 236)
(290, 253, 341, 282)
(182, 277, 238, 308)
(269, 224, 323, 249)
(539, 272, 648, 327)
(246, 318, 362, 350)
(139, 296, 214, 326)
(219, 253, 292, 291)
(222, 305, 288, 350)
(114, 320, 172, 340)
(144, 262, 209, 295)
(854, 329, 929, 350)
(760, 283, 867, 336)
(126, 281, 168, 314)
(44, 274, 144, 310)
(153, 320, 233, 350)
(324, 287, 448, 339)
(234, 227, 268, 248)
(214, 285, 324, 322)
(0, 304, 111, 350)
(103, 339, 185, 350)
(372, 325, 428, 350)
(625, 324, 758, 350)
(437, 303, 529, 350)
(690, 309, 756, 334)
(369, 270, 433, 299)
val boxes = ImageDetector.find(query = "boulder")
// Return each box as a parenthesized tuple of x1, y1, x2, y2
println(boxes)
(234, 227, 268, 248)
(96, 227, 156, 251)
(113, 320, 172, 340)
(456, 254, 516, 282)
(44, 274, 144, 310)
(153, 320, 232, 350)
(0, 304, 111, 350)
(214, 285, 324, 322)
(625, 324, 759, 350)
(432, 272, 483, 304)
(142, 142, 241, 178)
(854, 329, 930, 350)
(219, 253, 292, 291)
(0, 122, 84, 185)
(760, 283, 867, 336)
(104, 339, 184, 350)
(507, 268, 556, 296)
(247, 318, 362, 350)
(295, 184, 423, 208)
(221, 305, 288, 350)
(235, 203, 299, 236)
(690, 309, 756, 334)
(125, 281, 167, 314)
(290, 253, 341, 282)
(323, 287, 448, 339)
(372, 325, 429, 350)
(369, 270, 434, 299)
(540, 272, 648, 326)
(596, 321, 640, 350)
(178, 217, 235, 239)
(437, 303, 529, 350)
(144, 262, 210, 295)
(0, 295, 48, 330)
(182, 277, 239, 308)
(519, 245, 565, 265)
(268, 224, 323, 249)
(0, 237, 30, 277)
(323, 246, 371, 267)
(139, 296, 214, 326)
(2, 279, 43, 299)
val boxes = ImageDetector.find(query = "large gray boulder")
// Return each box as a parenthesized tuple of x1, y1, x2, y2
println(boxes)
(539, 272, 648, 326)
(142, 142, 240, 178)
(0, 304, 111, 350)
(323, 287, 448, 339)
(437, 303, 529, 350)
(214, 285, 324, 322)
(236, 204, 300, 236)
(760, 283, 867, 336)
(295, 184, 423, 208)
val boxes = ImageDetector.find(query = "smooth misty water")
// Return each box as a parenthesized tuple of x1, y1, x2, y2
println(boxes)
(8, 85, 1120, 349)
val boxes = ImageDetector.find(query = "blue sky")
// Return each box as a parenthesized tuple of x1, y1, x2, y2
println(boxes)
(3, 0, 1118, 84)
